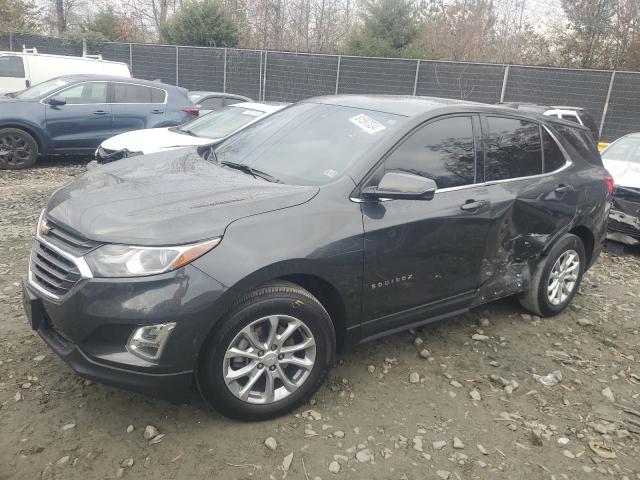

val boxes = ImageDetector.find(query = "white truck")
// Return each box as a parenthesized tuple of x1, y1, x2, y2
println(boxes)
(0, 49, 131, 95)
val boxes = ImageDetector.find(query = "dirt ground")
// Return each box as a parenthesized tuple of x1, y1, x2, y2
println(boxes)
(1, 159, 639, 480)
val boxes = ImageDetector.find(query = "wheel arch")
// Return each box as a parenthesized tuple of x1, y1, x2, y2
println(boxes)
(0, 122, 48, 153)
(568, 225, 595, 266)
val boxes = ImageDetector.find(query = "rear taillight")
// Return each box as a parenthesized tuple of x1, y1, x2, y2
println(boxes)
(182, 107, 199, 116)
(604, 174, 615, 196)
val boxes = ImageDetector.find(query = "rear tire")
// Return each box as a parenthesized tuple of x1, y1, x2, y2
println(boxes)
(519, 234, 585, 317)
(0, 128, 38, 170)
(197, 281, 335, 420)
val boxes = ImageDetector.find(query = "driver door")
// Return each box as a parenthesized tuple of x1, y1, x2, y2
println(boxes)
(360, 114, 493, 338)
(44, 81, 112, 152)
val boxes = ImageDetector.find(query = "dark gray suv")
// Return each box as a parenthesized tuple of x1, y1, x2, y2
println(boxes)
(22, 95, 612, 420)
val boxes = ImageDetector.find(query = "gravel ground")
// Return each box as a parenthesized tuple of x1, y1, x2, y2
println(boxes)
(1, 159, 640, 480)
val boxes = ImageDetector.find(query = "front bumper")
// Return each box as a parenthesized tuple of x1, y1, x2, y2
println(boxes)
(22, 261, 227, 402)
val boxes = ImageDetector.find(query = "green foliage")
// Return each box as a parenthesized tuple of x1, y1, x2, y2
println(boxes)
(84, 8, 120, 42)
(345, 0, 418, 57)
(160, 0, 238, 47)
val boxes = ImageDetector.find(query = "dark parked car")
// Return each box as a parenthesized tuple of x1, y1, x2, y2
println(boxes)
(498, 102, 600, 142)
(22, 95, 612, 420)
(0, 75, 196, 169)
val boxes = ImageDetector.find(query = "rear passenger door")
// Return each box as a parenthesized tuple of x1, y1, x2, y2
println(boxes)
(110, 82, 167, 135)
(478, 115, 577, 300)
(361, 114, 494, 337)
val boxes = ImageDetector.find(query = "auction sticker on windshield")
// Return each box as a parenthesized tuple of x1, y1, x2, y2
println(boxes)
(349, 114, 387, 135)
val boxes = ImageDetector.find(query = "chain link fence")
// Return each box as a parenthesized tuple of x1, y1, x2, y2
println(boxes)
(4, 32, 640, 142)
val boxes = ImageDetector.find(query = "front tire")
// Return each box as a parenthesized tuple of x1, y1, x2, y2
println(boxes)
(0, 128, 38, 170)
(519, 233, 585, 317)
(197, 281, 335, 420)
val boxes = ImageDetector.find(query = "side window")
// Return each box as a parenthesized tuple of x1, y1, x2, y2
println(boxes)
(554, 125, 603, 166)
(56, 82, 108, 104)
(113, 83, 165, 103)
(200, 97, 224, 110)
(484, 116, 542, 181)
(542, 128, 566, 172)
(383, 116, 476, 189)
(0, 56, 25, 78)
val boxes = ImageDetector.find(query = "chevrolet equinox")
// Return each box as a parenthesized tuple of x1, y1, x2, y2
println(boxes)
(22, 95, 612, 420)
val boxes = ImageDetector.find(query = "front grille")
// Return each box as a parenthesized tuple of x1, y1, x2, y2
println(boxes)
(30, 240, 82, 297)
(42, 218, 100, 257)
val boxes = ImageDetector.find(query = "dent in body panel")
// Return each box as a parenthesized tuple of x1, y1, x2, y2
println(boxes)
(473, 176, 578, 305)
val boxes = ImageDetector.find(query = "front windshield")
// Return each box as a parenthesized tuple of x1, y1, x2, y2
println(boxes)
(213, 102, 406, 185)
(15, 78, 71, 100)
(603, 137, 640, 165)
(180, 106, 266, 139)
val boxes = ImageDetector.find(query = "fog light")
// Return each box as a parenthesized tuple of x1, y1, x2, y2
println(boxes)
(127, 322, 176, 361)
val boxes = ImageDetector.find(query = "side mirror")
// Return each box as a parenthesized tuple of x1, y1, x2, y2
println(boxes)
(47, 96, 66, 106)
(361, 171, 437, 200)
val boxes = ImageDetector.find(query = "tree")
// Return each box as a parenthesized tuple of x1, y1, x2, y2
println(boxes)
(83, 7, 147, 42)
(345, 0, 418, 57)
(0, 0, 40, 32)
(160, 0, 239, 47)
(560, 0, 616, 68)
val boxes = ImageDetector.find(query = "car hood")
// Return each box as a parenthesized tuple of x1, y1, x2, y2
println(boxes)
(46, 148, 319, 246)
(603, 159, 640, 189)
(101, 127, 216, 154)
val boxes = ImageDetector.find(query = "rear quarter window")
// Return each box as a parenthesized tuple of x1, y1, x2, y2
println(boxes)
(553, 124, 603, 167)
(0, 56, 25, 78)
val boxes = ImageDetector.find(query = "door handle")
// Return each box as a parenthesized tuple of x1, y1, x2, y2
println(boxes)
(150, 109, 163, 114)
(460, 200, 487, 211)
(93, 110, 109, 115)
(554, 184, 572, 193)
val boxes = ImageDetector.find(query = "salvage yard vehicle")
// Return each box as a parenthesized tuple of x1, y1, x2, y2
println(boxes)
(96, 102, 286, 162)
(0, 49, 131, 95)
(22, 95, 612, 420)
(601, 133, 640, 245)
(0, 75, 196, 169)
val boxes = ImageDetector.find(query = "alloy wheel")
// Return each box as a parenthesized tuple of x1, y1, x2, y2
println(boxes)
(547, 249, 580, 306)
(223, 315, 316, 405)
(0, 132, 33, 167)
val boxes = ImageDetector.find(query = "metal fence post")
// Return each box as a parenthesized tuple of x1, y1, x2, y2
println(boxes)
(9, 32, 13, 51)
(258, 51, 263, 101)
(262, 51, 268, 101)
(82, 38, 87, 56)
(413, 60, 420, 96)
(599, 71, 616, 139)
(500, 65, 510, 102)
(175, 46, 179, 86)
(223, 48, 227, 93)
(335, 55, 342, 94)
(129, 43, 133, 71)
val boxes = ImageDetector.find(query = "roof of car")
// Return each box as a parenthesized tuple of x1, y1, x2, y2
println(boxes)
(55, 74, 177, 89)
(306, 95, 485, 116)
(228, 102, 288, 113)
(499, 102, 586, 113)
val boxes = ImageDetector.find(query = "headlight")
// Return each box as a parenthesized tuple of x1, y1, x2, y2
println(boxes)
(85, 238, 221, 277)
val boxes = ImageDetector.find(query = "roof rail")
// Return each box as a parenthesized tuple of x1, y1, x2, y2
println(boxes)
(22, 47, 38, 54)
(83, 54, 103, 60)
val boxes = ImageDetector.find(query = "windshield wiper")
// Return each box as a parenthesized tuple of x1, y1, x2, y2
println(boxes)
(220, 160, 282, 183)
